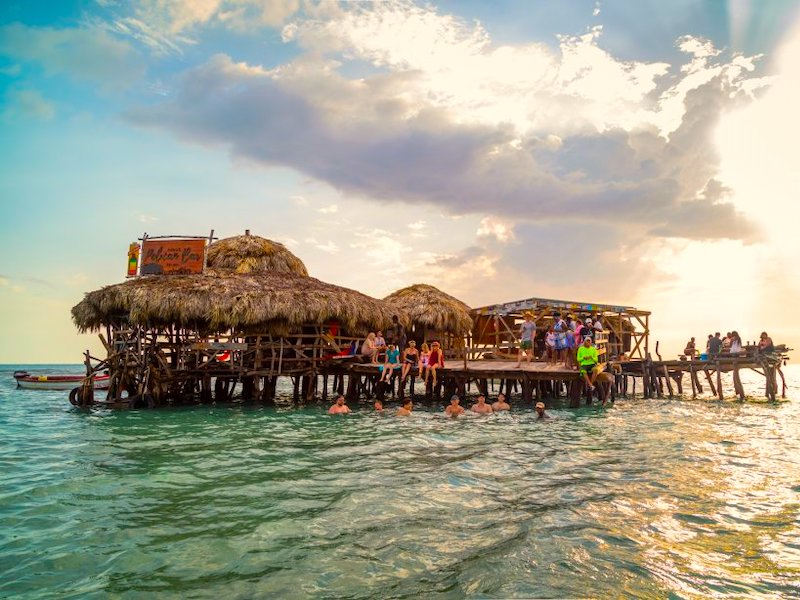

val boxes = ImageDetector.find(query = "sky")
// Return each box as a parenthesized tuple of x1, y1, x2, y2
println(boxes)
(1, 0, 799, 363)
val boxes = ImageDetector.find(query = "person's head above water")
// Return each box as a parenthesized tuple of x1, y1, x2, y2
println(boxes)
(402, 397, 413, 408)
(450, 394, 460, 405)
(335, 395, 345, 405)
(477, 395, 486, 404)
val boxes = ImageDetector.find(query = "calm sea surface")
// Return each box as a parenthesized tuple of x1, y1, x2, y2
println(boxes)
(1, 363, 799, 599)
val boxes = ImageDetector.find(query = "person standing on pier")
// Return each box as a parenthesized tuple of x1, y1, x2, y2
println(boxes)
(708, 332, 723, 358)
(492, 393, 510, 412)
(515, 311, 536, 367)
(577, 336, 599, 391)
(730, 331, 743, 354)
(445, 394, 465, 417)
(471, 395, 493, 414)
(329, 395, 351, 415)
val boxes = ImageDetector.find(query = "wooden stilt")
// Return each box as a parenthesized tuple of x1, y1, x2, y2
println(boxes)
(689, 362, 697, 398)
(662, 365, 674, 398)
(716, 361, 724, 401)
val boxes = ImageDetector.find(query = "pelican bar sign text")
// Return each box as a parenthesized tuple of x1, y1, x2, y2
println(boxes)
(140, 239, 206, 275)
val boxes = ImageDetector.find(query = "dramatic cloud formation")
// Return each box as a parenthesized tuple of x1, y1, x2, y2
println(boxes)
(127, 27, 762, 243)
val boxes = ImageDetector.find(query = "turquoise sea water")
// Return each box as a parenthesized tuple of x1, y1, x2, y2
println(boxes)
(1, 363, 800, 599)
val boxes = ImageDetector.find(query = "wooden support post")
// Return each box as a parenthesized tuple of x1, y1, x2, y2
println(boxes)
(716, 361, 724, 401)
(689, 362, 697, 398)
(322, 374, 329, 401)
(663, 365, 674, 398)
(674, 371, 683, 395)
(521, 375, 533, 405)
(568, 380, 581, 408)
(703, 367, 717, 397)
(733, 361, 745, 401)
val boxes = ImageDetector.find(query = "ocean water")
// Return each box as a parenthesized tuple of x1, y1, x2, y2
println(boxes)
(1, 363, 799, 599)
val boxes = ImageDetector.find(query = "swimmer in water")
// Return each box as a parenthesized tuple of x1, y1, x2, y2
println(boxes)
(374, 399, 384, 412)
(535, 401, 550, 419)
(491, 393, 510, 412)
(470, 395, 493, 415)
(328, 395, 351, 415)
(397, 397, 413, 416)
(445, 394, 465, 417)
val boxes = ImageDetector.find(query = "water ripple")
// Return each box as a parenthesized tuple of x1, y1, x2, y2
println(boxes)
(1, 364, 799, 598)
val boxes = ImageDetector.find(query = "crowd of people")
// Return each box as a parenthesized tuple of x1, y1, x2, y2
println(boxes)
(516, 311, 607, 391)
(329, 393, 551, 419)
(683, 331, 774, 359)
(359, 316, 447, 387)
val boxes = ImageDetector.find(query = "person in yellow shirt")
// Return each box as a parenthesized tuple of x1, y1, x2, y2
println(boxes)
(576, 336, 599, 391)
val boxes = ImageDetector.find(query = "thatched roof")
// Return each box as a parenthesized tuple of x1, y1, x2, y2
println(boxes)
(73, 271, 395, 334)
(383, 284, 472, 335)
(206, 234, 308, 276)
(72, 233, 393, 334)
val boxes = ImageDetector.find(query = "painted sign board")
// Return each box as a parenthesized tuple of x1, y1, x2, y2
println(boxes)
(140, 239, 206, 275)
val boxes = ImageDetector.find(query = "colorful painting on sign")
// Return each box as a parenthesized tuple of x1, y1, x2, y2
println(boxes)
(140, 239, 206, 275)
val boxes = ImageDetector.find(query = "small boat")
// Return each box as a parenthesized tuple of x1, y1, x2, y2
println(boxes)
(13, 371, 111, 391)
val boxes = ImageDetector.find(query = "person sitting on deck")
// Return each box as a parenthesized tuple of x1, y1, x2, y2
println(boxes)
(577, 336, 599, 391)
(683, 337, 697, 359)
(535, 401, 550, 419)
(419, 342, 431, 377)
(730, 331, 743, 354)
(374, 330, 387, 363)
(401, 340, 419, 381)
(471, 394, 493, 414)
(515, 311, 536, 367)
(329, 395, 351, 415)
(722, 332, 732, 352)
(427, 341, 445, 388)
(379, 344, 401, 383)
(445, 394, 465, 417)
(397, 397, 413, 416)
(758, 332, 775, 353)
(361, 332, 378, 363)
(708, 332, 723, 358)
(491, 393, 510, 412)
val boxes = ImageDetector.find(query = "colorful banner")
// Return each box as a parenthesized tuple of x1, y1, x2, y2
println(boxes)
(140, 239, 206, 275)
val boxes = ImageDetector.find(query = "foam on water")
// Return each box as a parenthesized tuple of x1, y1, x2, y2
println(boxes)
(1, 364, 799, 598)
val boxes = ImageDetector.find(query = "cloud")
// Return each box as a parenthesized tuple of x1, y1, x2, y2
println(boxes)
(476, 217, 515, 243)
(127, 42, 761, 243)
(0, 22, 145, 87)
(104, 0, 301, 51)
(316, 203, 338, 214)
(2, 88, 55, 121)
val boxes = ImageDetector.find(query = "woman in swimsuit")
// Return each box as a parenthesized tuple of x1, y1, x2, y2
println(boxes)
(379, 344, 401, 383)
(401, 340, 419, 381)
(427, 341, 445, 388)
(418, 342, 431, 379)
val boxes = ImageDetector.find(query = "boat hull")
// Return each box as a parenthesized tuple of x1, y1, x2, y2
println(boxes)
(14, 374, 111, 391)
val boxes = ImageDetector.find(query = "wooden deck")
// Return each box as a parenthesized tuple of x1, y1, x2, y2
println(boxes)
(345, 359, 586, 380)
